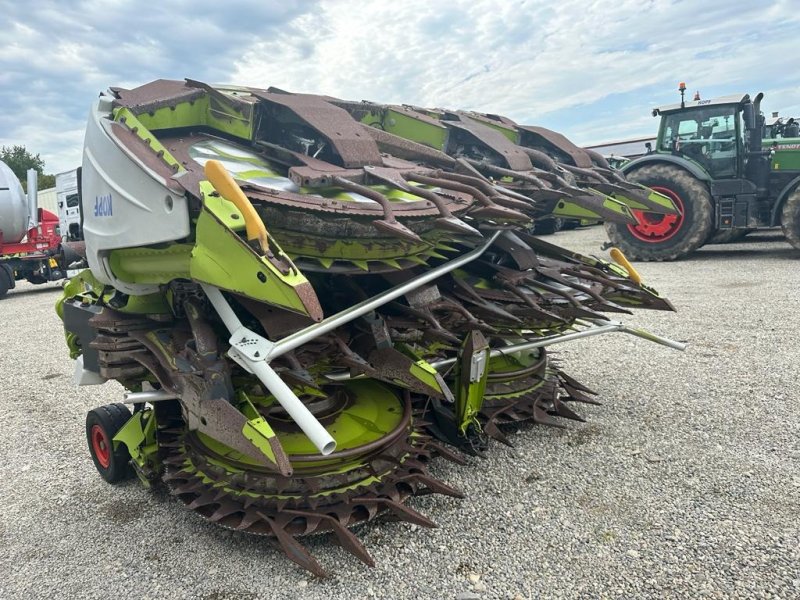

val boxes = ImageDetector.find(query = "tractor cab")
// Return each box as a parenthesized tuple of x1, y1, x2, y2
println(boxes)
(652, 94, 749, 180)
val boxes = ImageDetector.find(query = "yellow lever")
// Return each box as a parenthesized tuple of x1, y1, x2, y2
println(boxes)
(204, 159, 269, 253)
(609, 247, 642, 284)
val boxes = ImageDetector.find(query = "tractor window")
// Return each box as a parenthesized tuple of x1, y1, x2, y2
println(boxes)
(661, 106, 738, 177)
(66, 193, 79, 208)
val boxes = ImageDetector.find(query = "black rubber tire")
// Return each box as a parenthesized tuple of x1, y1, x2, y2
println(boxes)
(605, 164, 713, 261)
(0, 264, 12, 299)
(86, 403, 133, 483)
(705, 229, 750, 245)
(533, 217, 564, 235)
(780, 186, 800, 250)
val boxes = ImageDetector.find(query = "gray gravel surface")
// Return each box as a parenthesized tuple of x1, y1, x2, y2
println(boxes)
(1, 226, 799, 600)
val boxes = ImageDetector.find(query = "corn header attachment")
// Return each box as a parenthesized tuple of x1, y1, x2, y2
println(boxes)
(59, 79, 684, 576)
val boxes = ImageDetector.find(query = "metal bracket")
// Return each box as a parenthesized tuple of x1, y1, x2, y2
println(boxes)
(468, 352, 487, 383)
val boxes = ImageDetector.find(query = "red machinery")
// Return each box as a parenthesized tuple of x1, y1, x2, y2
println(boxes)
(0, 162, 68, 297)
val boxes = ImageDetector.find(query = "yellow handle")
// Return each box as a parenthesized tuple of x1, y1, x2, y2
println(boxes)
(204, 159, 269, 253)
(610, 247, 642, 284)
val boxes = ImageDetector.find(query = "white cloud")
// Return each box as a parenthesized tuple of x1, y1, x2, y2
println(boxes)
(1, 0, 799, 172)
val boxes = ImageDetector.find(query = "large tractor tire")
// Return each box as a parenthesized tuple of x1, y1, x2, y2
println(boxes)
(0, 264, 13, 299)
(605, 164, 713, 261)
(780, 186, 800, 250)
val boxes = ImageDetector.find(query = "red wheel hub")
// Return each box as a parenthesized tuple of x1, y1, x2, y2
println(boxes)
(627, 186, 685, 243)
(91, 424, 111, 469)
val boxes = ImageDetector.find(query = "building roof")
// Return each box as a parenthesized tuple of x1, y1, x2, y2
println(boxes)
(584, 137, 656, 158)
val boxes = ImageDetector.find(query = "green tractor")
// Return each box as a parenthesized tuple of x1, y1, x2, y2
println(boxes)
(605, 85, 800, 260)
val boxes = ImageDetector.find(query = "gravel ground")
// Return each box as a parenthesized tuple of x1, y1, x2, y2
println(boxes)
(1, 226, 799, 600)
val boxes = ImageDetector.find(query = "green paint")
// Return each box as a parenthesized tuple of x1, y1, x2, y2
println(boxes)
(203, 380, 405, 466)
(190, 203, 314, 316)
(113, 408, 159, 485)
(476, 119, 520, 143)
(361, 108, 449, 150)
(109, 245, 193, 284)
(766, 137, 800, 171)
(129, 93, 255, 141)
(113, 108, 185, 173)
(551, 196, 635, 221)
(454, 334, 489, 435)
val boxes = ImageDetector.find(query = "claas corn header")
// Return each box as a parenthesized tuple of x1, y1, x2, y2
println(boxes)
(58, 79, 684, 576)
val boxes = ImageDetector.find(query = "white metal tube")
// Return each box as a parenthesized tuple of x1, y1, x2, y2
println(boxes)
(202, 284, 242, 332)
(26, 168, 38, 228)
(326, 320, 686, 381)
(123, 390, 178, 404)
(617, 323, 687, 351)
(249, 359, 336, 455)
(201, 283, 337, 455)
(428, 324, 622, 370)
(576, 318, 688, 351)
(270, 230, 502, 359)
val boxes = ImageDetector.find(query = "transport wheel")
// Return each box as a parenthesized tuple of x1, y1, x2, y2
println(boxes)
(86, 403, 133, 483)
(604, 164, 712, 261)
(780, 187, 800, 250)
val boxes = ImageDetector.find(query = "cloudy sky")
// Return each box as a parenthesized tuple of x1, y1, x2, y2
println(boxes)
(2, 0, 799, 174)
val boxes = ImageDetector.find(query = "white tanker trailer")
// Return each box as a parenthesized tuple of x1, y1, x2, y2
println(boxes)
(0, 160, 83, 297)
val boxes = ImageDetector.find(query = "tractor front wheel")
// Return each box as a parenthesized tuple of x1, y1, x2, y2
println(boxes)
(86, 403, 133, 483)
(604, 164, 713, 261)
(780, 187, 800, 250)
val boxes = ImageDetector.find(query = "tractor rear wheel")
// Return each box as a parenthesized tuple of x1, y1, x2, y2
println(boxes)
(86, 403, 133, 483)
(780, 187, 800, 250)
(605, 164, 713, 261)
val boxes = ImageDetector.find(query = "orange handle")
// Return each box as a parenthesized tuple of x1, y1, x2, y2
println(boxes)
(610, 247, 642, 284)
(204, 160, 269, 253)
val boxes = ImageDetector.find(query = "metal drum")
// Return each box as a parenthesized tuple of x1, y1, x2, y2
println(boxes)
(0, 160, 29, 244)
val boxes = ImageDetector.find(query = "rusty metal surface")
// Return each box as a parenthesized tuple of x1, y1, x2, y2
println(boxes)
(362, 126, 456, 168)
(108, 121, 180, 184)
(251, 91, 383, 168)
(517, 125, 594, 168)
(445, 117, 533, 171)
(159, 394, 461, 577)
(112, 79, 205, 115)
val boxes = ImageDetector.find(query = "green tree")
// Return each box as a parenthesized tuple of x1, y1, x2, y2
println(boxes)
(0, 145, 56, 191)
